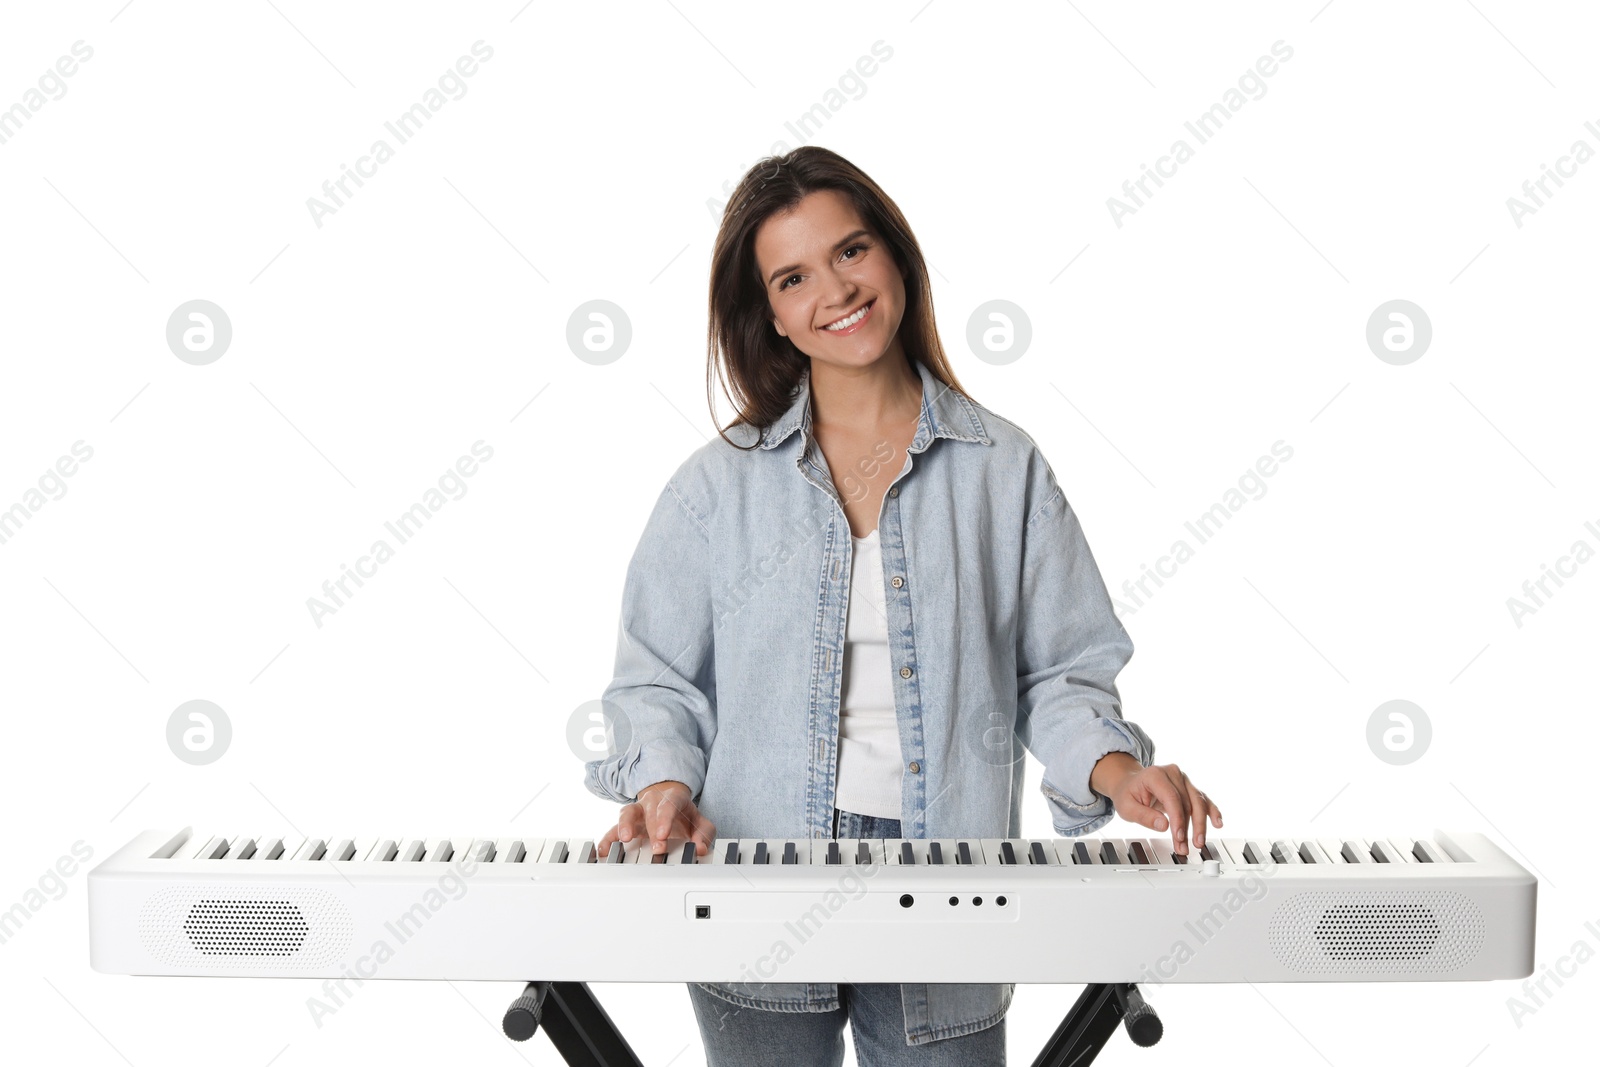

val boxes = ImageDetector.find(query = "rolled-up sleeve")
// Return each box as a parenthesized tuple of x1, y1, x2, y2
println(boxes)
(1013, 454, 1153, 837)
(583, 476, 716, 804)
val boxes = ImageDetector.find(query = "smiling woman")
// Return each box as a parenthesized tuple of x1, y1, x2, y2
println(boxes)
(585, 146, 1222, 1066)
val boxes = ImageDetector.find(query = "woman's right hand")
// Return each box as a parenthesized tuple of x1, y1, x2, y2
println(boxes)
(596, 779, 717, 858)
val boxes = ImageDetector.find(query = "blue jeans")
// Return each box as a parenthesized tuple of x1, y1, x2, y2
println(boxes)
(686, 808, 1007, 1067)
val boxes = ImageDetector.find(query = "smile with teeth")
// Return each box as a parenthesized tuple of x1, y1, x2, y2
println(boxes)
(822, 299, 874, 332)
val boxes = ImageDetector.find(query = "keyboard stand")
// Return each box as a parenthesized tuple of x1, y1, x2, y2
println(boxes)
(504, 978, 1161, 1067)
(1031, 982, 1163, 1066)
(502, 981, 643, 1067)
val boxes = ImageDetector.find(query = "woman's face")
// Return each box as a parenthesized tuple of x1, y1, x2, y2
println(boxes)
(754, 188, 908, 372)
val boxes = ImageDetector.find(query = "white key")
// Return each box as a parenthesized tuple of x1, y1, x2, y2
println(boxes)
(397, 839, 426, 862)
(1384, 836, 1419, 864)
(465, 840, 495, 863)
(1269, 839, 1303, 864)
(292, 837, 326, 861)
(251, 837, 285, 861)
(367, 839, 399, 862)
(978, 839, 1012, 866)
(1148, 837, 1178, 865)
(423, 838, 454, 863)
(572, 840, 596, 864)
(1369, 838, 1408, 865)
(323, 838, 357, 862)
(1411, 838, 1453, 863)
(1237, 838, 1273, 865)
(191, 835, 230, 860)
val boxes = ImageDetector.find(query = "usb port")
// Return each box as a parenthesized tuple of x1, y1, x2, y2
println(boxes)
(695, 905, 711, 919)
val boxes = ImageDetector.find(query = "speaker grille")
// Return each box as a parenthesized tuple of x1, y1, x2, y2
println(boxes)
(1268, 890, 1484, 974)
(139, 886, 352, 970)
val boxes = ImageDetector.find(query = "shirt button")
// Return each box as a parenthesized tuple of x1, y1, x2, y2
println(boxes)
(891, 576, 904, 588)
(908, 761, 920, 773)
(899, 666, 912, 678)
(889, 487, 898, 497)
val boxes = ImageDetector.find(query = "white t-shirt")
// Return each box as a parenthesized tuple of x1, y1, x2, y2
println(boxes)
(833, 528, 904, 819)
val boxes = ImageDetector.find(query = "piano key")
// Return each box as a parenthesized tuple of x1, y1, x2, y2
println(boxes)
(396, 839, 426, 863)
(605, 841, 624, 863)
(825, 841, 841, 865)
(782, 841, 798, 865)
(856, 840, 885, 866)
(494, 838, 527, 864)
(1297, 839, 1331, 864)
(325, 838, 358, 861)
(670, 840, 697, 865)
(720, 840, 739, 865)
(1207, 839, 1243, 864)
(1412, 838, 1453, 863)
(1100, 840, 1124, 865)
(226, 836, 257, 860)
(753, 841, 769, 865)
(368, 839, 399, 863)
(1339, 839, 1375, 864)
(1148, 838, 1178, 865)
(956, 842, 973, 865)
(977, 839, 1012, 865)
(249, 837, 285, 861)
(1317, 837, 1354, 864)
(1240, 840, 1273, 865)
(291, 837, 326, 861)
(1370, 839, 1407, 864)
(540, 840, 568, 864)
(1028, 840, 1055, 865)
(1383, 836, 1418, 863)
(896, 840, 919, 865)
(1127, 840, 1152, 865)
(928, 842, 944, 865)
(194, 836, 230, 860)
(573, 840, 596, 864)
(1270, 839, 1303, 864)
(1068, 841, 1093, 865)
(999, 841, 1018, 865)
(785, 838, 811, 864)
(466, 840, 495, 863)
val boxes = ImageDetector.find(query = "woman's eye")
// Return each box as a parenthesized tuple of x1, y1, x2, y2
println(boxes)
(842, 243, 866, 260)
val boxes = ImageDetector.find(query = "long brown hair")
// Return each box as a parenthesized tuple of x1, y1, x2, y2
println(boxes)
(706, 146, 970, 450)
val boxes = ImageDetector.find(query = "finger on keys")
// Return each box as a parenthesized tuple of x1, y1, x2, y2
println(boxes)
(1183, 778, 1212, 850)
(1150, 773, 1190, 855)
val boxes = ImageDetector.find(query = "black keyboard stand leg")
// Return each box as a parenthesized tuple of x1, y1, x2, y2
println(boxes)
(1030, 982, 1162, 1067)
(503, 981, 644, 1067)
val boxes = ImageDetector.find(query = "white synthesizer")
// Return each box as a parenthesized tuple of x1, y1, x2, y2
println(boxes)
(88, 827, 1536, 984)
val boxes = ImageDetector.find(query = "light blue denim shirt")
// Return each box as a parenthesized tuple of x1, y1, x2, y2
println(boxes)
(584, 356, 1155, 1046)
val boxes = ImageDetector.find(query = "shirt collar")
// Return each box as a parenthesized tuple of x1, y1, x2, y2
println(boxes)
(758, 357, 991, 452)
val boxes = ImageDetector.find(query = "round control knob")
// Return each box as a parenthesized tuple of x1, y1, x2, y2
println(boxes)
(1201, 858, 1221, 877)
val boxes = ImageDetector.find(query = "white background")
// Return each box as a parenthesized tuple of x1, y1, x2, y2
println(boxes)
(1, 2, 1594, 1064)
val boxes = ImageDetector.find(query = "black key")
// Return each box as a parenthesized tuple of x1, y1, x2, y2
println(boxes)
(1201, 842, 1221, 861)
(957, 842, 972, 865)
(1341, 841, 1363, 864)
(1001, 841, 1018, 865)
(1029, 841, 1048, 865)
(857, 842, 871, 865)
(1412, 841, 1433, 863)
(929, 842, 944, 865)
(1242, 842, 1265, 865)
(724, 841, 739, 864)
(1072, 842, 1092, 865)
(826, 841, 841, 865)
(1370, 843, 1389, 863)
(651, 847, 666, 863)
(546, 842, 568, 864)
(1271, 841, 1293, 864)
(1128, 841, 1150, 864)
(1172, 845, 1189, 864)
(606, 841, 624, 864)
(754, 842, 769, 865)
(1298, 842, 1319, 863)
(681, 842, 697, 864)
(1100, 841, 1121, 865)
(900, 841, 916, 865)
(782, 842, 797, 865)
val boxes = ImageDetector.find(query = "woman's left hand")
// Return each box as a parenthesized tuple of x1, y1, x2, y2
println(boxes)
(1103, 762, 1222, 856)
